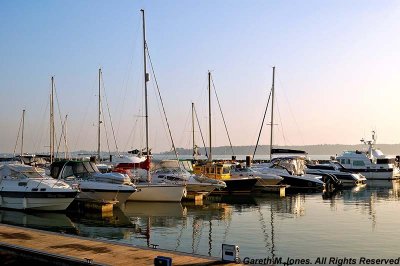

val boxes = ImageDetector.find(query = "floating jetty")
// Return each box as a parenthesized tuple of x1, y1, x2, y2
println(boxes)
(0, 224, 240, 265)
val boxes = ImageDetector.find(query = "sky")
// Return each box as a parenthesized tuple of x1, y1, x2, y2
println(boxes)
(1, 0, 400, 154)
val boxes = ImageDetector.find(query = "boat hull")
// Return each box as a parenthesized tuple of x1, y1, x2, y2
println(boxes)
(350, 169, 399, 180)
(0, 191, 78, 211)
(186, 183, 217, 196)
(65, 180, 136, 204)
(78, 189, 134, 205)
(128, 184, 186, 202)
(255, 177, 283, 187)
(281, 175, 325, 191)
(212, 178, 258, 194)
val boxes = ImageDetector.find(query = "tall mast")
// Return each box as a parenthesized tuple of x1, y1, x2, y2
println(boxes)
(208, 71, 212, 162)
(50, 76, 55, 164)
(269, 66, 275, 161)
(98, 68, 102, 161)
(141, 9, 151, 182)
(64, 114, 69, 159)
(192, 102, 195, 159)
(21, 109, 25, 156)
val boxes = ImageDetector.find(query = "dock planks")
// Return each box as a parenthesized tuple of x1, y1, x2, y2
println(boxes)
(0, 224, 239, 265)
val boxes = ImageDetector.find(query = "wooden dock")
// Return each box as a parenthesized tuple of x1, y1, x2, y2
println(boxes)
(0, 224, 239, 265)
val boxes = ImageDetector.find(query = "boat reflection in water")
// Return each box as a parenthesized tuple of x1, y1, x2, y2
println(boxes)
(66, 207, 136, 241)
(0, 209, 78, 234)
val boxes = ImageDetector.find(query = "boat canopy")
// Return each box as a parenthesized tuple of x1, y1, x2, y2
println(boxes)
(0, 164, 43, 179)
(271, 148, 307, 155)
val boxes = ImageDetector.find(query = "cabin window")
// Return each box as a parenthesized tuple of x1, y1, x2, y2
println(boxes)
(353, 160, 365, 166)
(210, 167, 215, 174)
(340, 159, 346, 164)
(73, 163, 86, 175)
(62, 166, 74, 178)
(223, 167, 230, 174)
(51, 166, 60, 178)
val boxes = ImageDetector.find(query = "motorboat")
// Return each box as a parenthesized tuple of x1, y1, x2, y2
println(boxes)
(229, 164, 283, 188)
(193, 162, 258, 193)
(306, 161, 366, 186)
(334, 131, 400, 180)
(151, 164, 226, 197)
(50, 160, 136, 205)
(0, 164, 78, 211)
(252, 155, 327, 191)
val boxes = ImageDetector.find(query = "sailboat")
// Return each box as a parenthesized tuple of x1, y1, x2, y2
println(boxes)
(127, 9, 186, 202)
(251, 67, 326, 191)
(48, 74, 136, 205)
(192, 71, 258, 193)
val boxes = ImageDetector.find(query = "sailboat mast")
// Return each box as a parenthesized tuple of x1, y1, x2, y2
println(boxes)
(141, 9, 151, 182)
(98, 68, 101, 161)
(269, 66, 275, 161)
(64, 114, 69, 159)
(21, 109, 25, 156)
(208, 71, 212, 162)
(50, 76, 55, 164)
(192, 102, 195, 159)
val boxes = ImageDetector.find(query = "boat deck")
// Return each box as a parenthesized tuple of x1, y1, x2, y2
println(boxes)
(0, 224, 239, 265)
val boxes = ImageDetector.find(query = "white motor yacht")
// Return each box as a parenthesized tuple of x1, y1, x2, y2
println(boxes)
(0, 164, 78, 211)
(335, 132, 400, 180)
(50, 160, 136, 205)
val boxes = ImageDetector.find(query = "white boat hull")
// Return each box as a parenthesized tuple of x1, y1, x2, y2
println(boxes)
(77, 190, 133, 204)
(361, 170, 399, 180)
(66, 180, 136, 204)
(0, 194, 76, 211)
(128, 184, 185, 202)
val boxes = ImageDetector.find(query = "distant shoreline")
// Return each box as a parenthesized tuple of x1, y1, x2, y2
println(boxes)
(3, 143, 400, 159)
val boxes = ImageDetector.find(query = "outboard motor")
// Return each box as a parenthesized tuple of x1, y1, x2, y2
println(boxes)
(322, 173, 343, 192)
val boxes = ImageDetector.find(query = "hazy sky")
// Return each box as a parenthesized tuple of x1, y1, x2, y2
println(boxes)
(1, 0, 400, 154)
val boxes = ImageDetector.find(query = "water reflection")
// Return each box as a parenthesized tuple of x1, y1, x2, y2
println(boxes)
(1, 181, 400, 258)
(66, 207, 136, 240)
(0, 209, 77, 234)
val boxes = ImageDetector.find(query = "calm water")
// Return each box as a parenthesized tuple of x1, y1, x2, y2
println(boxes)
(1, 180, 400, 262)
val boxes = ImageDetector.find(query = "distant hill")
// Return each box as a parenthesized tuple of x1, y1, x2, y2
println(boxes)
(3, 144, 400, 159)
(160, 144, 400, 157)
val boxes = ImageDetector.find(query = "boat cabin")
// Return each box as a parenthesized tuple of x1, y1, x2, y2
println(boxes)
(193, 163, 231, 180)
(50, 160, 100, 180)
(335, 150, 396, 170)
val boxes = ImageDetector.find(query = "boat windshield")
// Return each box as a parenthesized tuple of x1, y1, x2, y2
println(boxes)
(331, 161, 345, 170)
(62, 161, 99, 179)
(13, 169, 44, 179)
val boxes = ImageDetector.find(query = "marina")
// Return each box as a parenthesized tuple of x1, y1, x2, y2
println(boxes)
(2, 1, 400, 265)
(1, 181, 400, 263)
